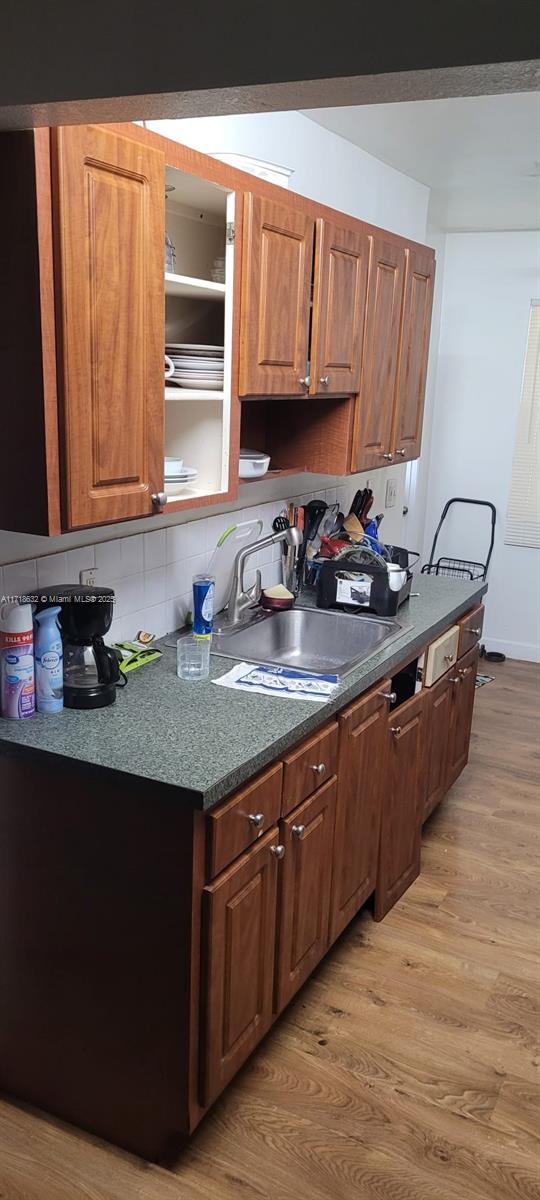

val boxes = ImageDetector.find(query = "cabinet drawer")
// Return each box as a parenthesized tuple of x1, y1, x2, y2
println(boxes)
(458, 603, 485, 657)
(207, 762, 283, 878)
(424, 626, 459, 687)
(282, 722, 338, 816)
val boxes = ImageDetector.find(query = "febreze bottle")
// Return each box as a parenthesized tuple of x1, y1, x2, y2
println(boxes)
(34, 605, 64, 714)
(0, 602, 35, 719)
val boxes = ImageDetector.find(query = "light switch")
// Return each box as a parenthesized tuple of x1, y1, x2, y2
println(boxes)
(385, 478, 397, 508)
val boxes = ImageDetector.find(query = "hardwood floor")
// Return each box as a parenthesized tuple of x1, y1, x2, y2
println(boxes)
(0, 659, 538, 1199)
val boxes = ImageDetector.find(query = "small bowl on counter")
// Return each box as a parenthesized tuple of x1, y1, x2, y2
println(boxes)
(259, 586, 295, 612)
(239, 449, 271, 480)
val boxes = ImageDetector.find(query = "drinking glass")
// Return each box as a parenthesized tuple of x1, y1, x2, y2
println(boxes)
(176, 637, 211, 682)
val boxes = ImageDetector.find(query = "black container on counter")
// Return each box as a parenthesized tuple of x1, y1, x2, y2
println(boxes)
(316, 545, 415, 617)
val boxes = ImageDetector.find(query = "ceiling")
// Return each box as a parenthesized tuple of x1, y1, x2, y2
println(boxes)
(303, 92, 540, 231)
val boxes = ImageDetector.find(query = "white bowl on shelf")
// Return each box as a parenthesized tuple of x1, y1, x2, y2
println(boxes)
(165, 456, 184, 474)
(238, 450, 271, 479)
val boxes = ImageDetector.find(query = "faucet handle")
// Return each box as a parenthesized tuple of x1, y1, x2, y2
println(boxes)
(246, 569, 262, 605)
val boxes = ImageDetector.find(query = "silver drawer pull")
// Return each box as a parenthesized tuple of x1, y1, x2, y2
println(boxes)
(469, 627, 481, 636)
(248, 812, 265, 829)
(379, 690, 397, 704)
(390, 726, 402, 737)
(443, 652, 454, 663)
(450, 676, 461, 685)
(311, 762, 326, 777)
(292, 824, 306, 840)
(270, 844, 285, 860)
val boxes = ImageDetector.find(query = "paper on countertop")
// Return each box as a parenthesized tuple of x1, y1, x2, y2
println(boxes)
(212, 662, 339, 701)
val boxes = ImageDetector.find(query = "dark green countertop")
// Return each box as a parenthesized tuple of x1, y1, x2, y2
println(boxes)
(0, 577, 486, 810)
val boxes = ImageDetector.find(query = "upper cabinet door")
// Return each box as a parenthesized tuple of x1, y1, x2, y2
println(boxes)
(391, 245, 435, 462)
(352, 237, 406, 471)
(53, 125, 165, 529)
(310, 219, 370, 396)
(239, 193, 314, 397)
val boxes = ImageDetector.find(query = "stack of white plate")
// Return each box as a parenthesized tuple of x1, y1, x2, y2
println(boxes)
(165, 343, 224, 390)
(165, 458, 199, 488)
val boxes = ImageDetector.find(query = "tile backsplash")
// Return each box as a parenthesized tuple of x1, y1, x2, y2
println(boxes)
(0, 471, 406, 643)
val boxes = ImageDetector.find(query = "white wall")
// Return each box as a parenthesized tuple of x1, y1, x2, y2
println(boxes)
(145, 112, 429, 243)
(423, 231, 540, 661)
(0, 111, 429, 639)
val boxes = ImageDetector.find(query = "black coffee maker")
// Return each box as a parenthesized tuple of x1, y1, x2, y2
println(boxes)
(37, 585, 123, 709)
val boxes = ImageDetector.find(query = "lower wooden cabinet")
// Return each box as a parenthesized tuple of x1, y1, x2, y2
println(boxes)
(200, 616, 480, 1117)
(202, 827, 281, 1106)
(275, 777, 337, 1013)
(375, 691, 427, 920)
(424, 670, 454, 821)
(446, 644, 479, 789)
(330, 681, 389, 941)
(424, 643, 480, 821)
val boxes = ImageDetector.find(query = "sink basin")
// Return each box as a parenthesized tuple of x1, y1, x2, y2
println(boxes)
(211, 606, 403, 677)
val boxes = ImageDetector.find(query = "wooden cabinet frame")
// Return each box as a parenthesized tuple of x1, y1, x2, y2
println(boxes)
(1, 120, 435, 534)
(0, 603, 482, 1156)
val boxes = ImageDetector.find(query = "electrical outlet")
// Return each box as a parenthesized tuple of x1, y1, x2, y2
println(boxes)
(385, 478, 397, 509)
(79, 567, 98, 587)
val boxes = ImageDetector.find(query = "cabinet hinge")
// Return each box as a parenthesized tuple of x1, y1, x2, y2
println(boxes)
(226, 222, 235, 244)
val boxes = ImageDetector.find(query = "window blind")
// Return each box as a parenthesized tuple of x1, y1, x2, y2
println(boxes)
(505, 301, 540, 549)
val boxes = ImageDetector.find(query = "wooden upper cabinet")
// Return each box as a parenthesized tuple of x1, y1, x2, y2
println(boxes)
(352, 237, 406, 471)
(391, 245, 435, 462)
(310, 219, 369, 396)
(375, 691, 427, 920)
(239, 193, 314, 396)
(53, 125, 165, 529)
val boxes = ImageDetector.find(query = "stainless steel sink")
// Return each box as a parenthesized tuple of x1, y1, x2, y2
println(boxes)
(211, 606, 403, 677)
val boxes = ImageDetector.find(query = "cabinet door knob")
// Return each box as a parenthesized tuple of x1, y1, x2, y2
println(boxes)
(450, 676, 461, 685)
(390, 725, 402, 737)
(319, 376, 329, 386)
(292, 824, 306, 840)
(378, 690, 397, 704)
(299, 375, 311, 389)
(311, 762, 326, 777)
(248, 812, 265, 829)
(151, 492, 167, 507)
(469, 627, 481, 636)
(381, 452, 393, 461)
(443, 652, 454, 663)
(395, 448, 406, 457)
(270, 844, 285, 860)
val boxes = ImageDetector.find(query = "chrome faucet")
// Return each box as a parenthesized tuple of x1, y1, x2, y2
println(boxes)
(218, 526, 302, 629)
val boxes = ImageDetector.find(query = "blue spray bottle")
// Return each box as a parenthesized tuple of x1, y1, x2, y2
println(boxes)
(34, 606, 64, 714)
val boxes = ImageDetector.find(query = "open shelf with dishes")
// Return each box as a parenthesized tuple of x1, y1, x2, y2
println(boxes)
(163, 166, 234, 508)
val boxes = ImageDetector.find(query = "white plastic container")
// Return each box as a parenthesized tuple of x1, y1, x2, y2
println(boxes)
(238, 449, 271, 479)
(0, 602, 35, 719)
